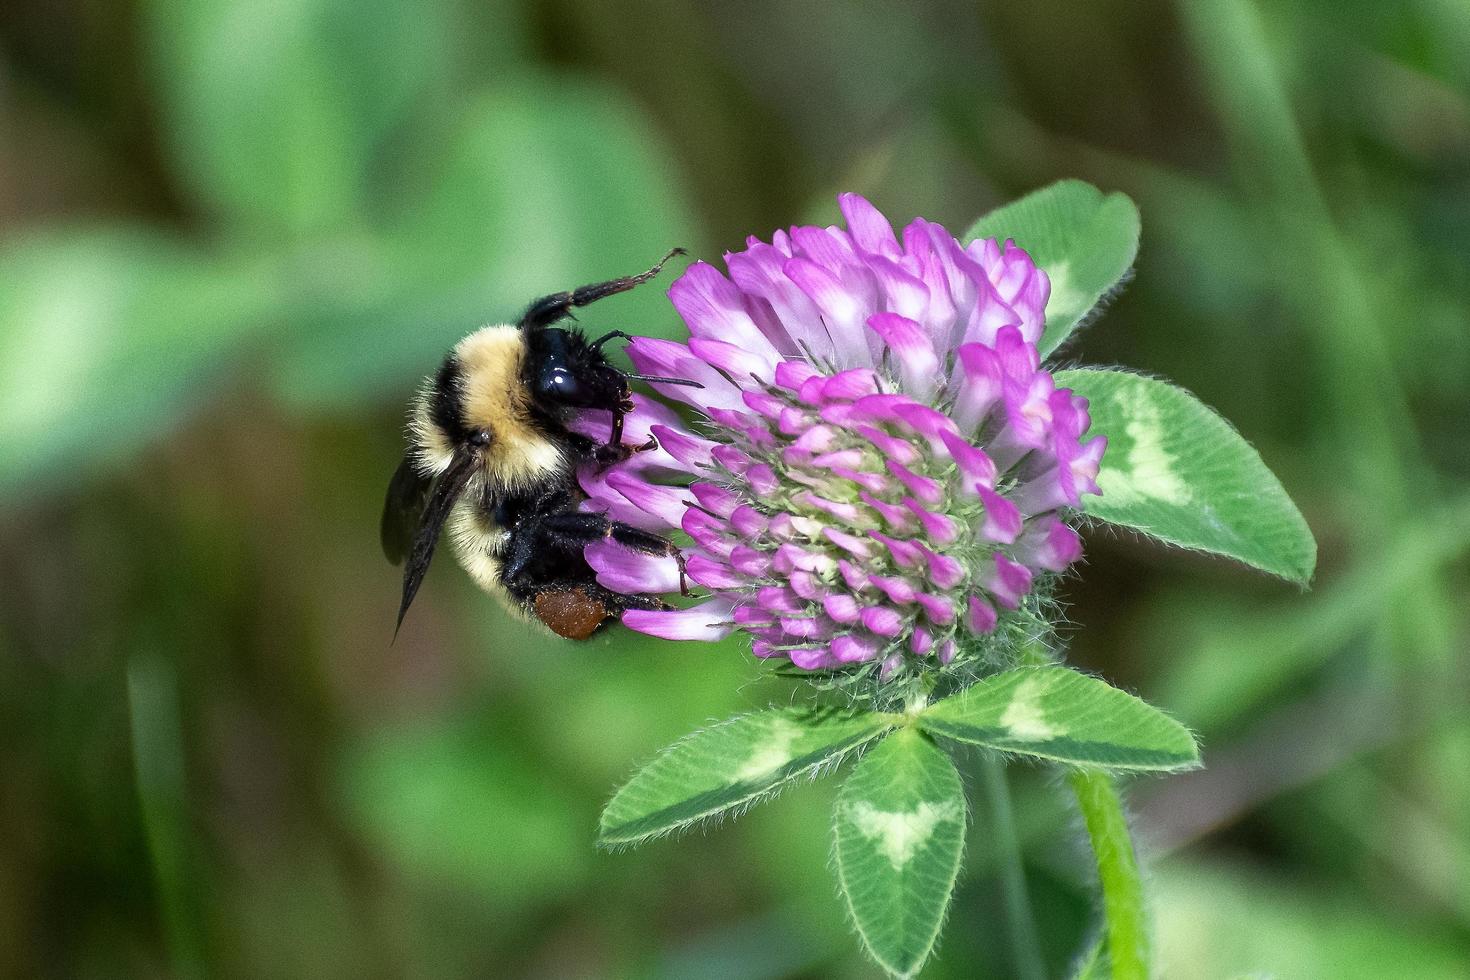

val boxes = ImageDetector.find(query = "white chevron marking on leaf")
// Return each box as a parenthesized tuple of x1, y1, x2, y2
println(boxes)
(846, 799, 964, 871)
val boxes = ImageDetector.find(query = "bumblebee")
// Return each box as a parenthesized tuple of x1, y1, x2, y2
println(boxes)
(382, 251, 696, 639)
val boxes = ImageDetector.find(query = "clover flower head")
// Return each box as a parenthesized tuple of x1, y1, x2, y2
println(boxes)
(577, 194, 1105, 684)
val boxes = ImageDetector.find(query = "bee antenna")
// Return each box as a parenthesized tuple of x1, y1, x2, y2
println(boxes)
(589, 329, 633, 350)
(627, 373, 705, 389)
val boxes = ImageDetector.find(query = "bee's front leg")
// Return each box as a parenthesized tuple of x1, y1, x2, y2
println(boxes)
(592, 396, 659, 470)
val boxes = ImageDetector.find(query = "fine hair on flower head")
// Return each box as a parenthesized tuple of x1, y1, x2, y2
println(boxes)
(574, 194, 1105, 689)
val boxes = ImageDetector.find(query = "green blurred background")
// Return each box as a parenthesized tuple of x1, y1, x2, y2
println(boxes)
(2, 0, 1468, 976)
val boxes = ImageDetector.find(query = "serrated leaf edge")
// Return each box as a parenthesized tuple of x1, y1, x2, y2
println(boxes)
(597, 711, 895, 849)
(1057, 366, 1318, 585)
(832, 729, 968, 980)
(915, 667, 1202, 773)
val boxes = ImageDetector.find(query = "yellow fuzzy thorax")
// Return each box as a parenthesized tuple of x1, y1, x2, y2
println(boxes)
(408, 324, 568, 493)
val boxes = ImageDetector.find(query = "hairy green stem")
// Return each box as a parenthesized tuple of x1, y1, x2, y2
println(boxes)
(981, 755, 1045, 980)
(1069, 769, 1148, 980)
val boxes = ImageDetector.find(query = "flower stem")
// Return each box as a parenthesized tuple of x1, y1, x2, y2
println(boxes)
(981, 755, 1045, 980)
(1068, 769, 1149, 980)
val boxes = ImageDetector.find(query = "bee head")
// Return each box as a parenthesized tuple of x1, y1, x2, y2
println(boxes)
(524, 326, 628, 416)
(413, 323, 620, 474)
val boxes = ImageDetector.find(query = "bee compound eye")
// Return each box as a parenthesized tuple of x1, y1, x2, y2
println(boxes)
(469, 429, 492, 447)
(539, 366, 588, 404)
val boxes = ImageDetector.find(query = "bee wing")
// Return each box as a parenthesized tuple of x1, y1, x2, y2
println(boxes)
(380, 455, 433, 565)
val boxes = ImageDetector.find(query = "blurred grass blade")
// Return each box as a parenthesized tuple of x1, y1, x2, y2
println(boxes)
(833, 727, 966, 979)
(919, 667, 1199, 771)
(963, 180, 1140, 356)
(128, 654, 205, 979)
(599, 707, 892, 848)
(1058, 368, 1317, 584)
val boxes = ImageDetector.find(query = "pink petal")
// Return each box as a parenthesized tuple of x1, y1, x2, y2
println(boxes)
(623, 598, 736, 641)
(867, 312, 941, 400)
(774, 359, 821, 391)
(686, 554, 747, 589)
(859, 490, 915, 531)
(916, 593, 956, 625)
(861, 607, 904, 637)
(669, 261, 781, 358)
(951, 343, 1004, 435)
(977, 487, 1022, 544)
(729, 546, 771, 577)
(820, 368, 882, 401)
(757, 585, 807, 615)
(789, 645, 838, 670)
(790, 223, 857, 270)
(866, 253, 930, 322)
(606, 470, 694, 529)
(968, 594, 998, 634)
(886, 460, 944, 505)
(625, 337, 747, 411)
(745, 464, 779, 495)
(869, 531, 924, 569)
(788, 570, 827, 601)
(649, 424, 716, 472)
(957, 277, 1020, 349)
(831, 632, 883, 663)
(823, 527, 875, 560)
(729, 504, 769, 538)
(985, 554, 1033, 609)
(689, 336, 779, 382)
(938, 430, 998, 495)
(710, 444, 752, 475)
(916, 544, 965, 589)
(838, 193, 901, 258)
(783, 256, 873, 368)
(1015, 517, 1083, 572)
(586, 540, 682, 594)
(823, 594, 861, 624)
(903, 499, 958, 545)
(682, 508, 734, 557)
(870, 574, 918, 604)
(689, 481, 739, 519)
(779, 615, 835, 640)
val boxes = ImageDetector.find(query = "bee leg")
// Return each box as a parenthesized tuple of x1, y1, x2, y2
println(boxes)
(607, 400, 627, 449)
(498, 523, 542, 588)
(604, 523, 691, 598)
(614, 590, 672, 611)
(518, 249, 686, 331)
(538, 512, 691, 597)
(591, 404, 660, 471)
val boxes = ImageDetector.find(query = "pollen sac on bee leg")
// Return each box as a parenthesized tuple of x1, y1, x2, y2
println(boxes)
(533, 587, 613, 640)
